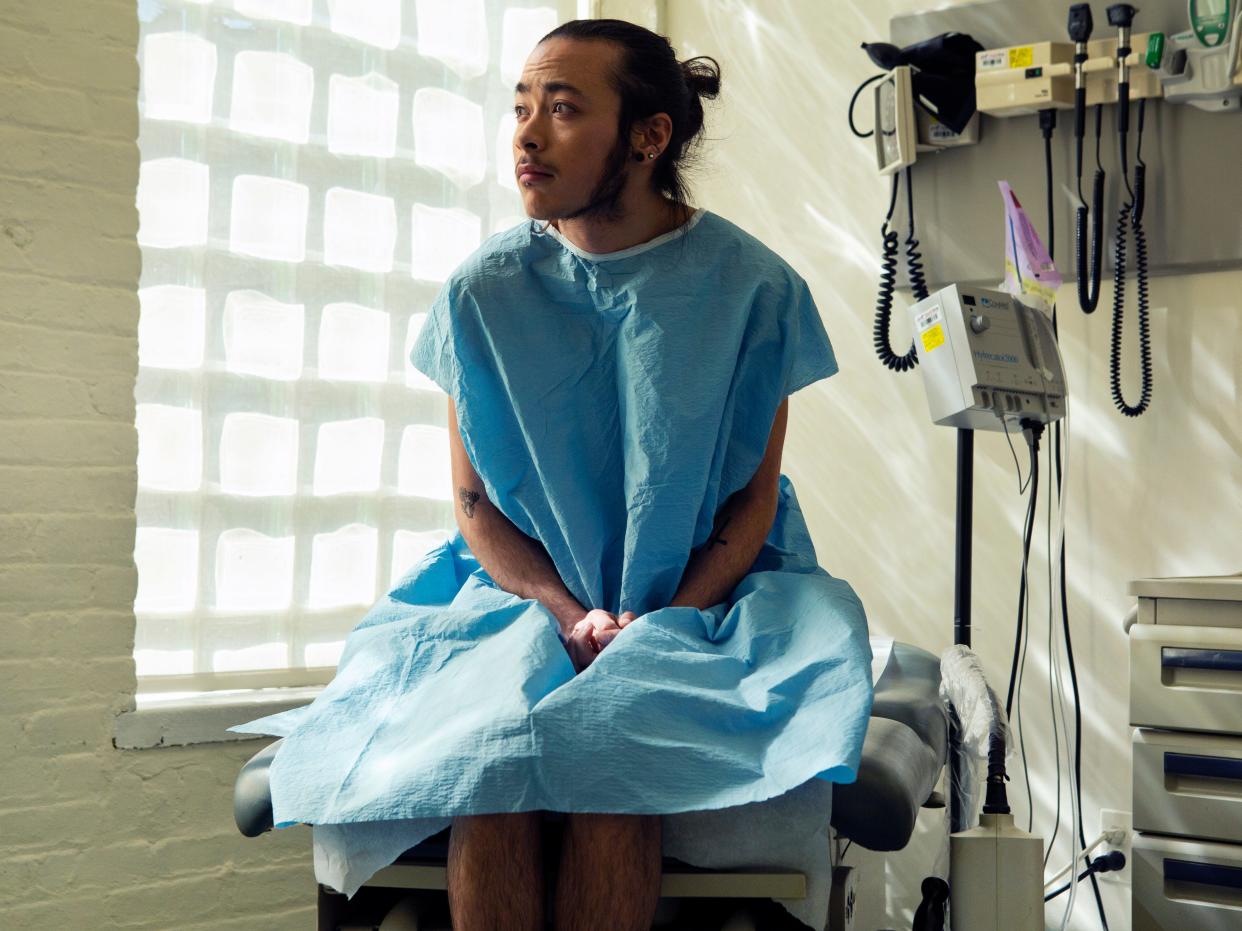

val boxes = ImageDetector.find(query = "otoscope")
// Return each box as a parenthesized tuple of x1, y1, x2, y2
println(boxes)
(1070, 3, 1105, 314)
(1111, 4, 1138, 153)
(1106, 2, 1153, 416)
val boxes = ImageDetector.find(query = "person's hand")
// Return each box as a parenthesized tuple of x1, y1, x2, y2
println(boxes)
(562, 609, 638, 672)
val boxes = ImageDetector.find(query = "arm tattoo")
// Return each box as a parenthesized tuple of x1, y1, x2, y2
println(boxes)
(458, 486, 480, 518)
(707, 515, 731, 548)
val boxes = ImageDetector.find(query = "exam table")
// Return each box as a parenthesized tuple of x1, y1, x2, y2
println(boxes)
(233, 641, 948, 930)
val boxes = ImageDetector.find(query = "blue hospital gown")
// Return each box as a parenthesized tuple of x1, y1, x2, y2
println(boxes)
(231, 207, 873, 836)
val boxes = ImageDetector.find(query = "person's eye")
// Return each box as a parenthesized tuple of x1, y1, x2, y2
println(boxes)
(552, 101, 574, 114)
(513, 104, 527, 117)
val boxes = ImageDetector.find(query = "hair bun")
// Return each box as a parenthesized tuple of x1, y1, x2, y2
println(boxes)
(681, 55, 721, 99)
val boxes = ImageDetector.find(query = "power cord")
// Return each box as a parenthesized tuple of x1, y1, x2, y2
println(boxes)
(1005, 422, 1044, 730)
(1074, 105, 1106, 314)
(847, 73, 887, 138)
(1039, 106, 1065, 871)
(1056, 414, 1103, 931)
(1043, 435, 1063, 866)
(1001, 419, 1034, 494)
(1045, 851, 1127, 901)
(1045, 97, 1108, 929)
(1046, 829, 1106, 890)
(1005, 421, 1043, 836)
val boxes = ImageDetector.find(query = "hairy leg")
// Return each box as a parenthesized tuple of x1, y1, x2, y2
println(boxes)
(447, 811, 543, 931)
(554, 813, 662, 931)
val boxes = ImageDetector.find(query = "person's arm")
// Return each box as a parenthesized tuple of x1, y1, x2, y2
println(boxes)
(668, 397, 788, 611)
(447, 398, 586, 636)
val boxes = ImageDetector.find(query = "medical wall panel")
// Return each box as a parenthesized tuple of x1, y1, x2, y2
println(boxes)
(890, 0, 1242, 286)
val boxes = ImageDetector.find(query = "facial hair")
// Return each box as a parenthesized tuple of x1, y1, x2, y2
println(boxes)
(557, 132, 633, 224)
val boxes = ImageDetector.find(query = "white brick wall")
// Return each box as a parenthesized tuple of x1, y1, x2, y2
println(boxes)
(0, 2, 312, 926)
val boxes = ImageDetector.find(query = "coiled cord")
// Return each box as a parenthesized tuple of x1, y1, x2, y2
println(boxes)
(1110, 99, 1153, 417)
(1075, 106, 1105, 314)
(904, 165, 930, 302)
(874, 172, 919, 372)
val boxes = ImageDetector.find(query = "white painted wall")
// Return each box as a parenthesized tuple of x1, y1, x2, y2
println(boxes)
(0, 2, 309, 926)
(3, 0, 1237, 928)
(665, 1, 1241, 928)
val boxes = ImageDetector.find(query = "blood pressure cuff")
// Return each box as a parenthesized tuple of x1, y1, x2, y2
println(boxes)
(863, 32, 984, 134)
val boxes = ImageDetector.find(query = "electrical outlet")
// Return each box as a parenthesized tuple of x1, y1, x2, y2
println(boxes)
(1098, 809, 1132, 885)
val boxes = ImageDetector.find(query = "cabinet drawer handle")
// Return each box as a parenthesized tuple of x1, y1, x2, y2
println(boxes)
(1161, 648, 1242, 672)
(1165, 858, 1242, 890)
(1165, 752, 1242, 781)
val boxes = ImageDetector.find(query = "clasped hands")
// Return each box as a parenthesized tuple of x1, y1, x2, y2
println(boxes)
(560, 608, 638, 672)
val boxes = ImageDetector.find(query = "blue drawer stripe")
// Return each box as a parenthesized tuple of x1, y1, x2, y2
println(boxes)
(1164, 752, 1242, 781)
(1165, 858, 1242, 890)
(1161, 648, 1242, 672)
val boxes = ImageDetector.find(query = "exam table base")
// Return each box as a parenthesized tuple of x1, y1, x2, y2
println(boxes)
(318, 872, 827, 931)
(319, 813, 827, 930)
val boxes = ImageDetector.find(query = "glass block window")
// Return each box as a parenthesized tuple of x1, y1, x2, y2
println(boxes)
(134, 0, 564, 691)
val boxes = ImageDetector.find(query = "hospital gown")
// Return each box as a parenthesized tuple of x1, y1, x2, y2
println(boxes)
(230, 207, 873, 900)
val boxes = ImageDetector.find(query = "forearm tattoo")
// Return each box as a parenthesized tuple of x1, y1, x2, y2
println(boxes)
(458, 486, 480, 518)
(707, 515, 731, 548)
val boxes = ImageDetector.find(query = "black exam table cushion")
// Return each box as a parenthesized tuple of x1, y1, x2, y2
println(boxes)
(829, 642, 948, 851)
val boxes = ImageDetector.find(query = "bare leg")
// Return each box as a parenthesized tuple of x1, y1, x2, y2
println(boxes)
(447, 812, 543, 931)
(554, 813, 662, 931)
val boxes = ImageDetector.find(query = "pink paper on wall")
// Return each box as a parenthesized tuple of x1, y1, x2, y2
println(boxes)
(998, 181, 1061, 314)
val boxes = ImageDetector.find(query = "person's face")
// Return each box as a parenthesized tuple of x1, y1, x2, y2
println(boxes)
(512, 38, 626, 220)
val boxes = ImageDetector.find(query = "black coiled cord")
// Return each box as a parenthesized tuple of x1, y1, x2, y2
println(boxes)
(904, 165, 930, 303)
(1110, 98, 1153, 417)
(874, 170, 920, 372)
(1075, 106, 1105, 314)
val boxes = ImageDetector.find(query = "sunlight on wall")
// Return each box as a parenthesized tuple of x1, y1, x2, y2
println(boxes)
(667, 2, 1242, 927)
(318, 304, 391, 383)
(137, 285, 207, 370)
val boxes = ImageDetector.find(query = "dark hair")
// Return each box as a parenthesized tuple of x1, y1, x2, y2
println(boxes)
(539, 18, 721, 213)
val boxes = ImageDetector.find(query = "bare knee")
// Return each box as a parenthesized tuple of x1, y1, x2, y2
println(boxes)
(447, 812, 543, 887)
(448, 812, 545, 931)
(556, 814, 662, 931)
(566, 812, 660, 846)
(562, 813, 661, 883)
(452, 811, 542, 846)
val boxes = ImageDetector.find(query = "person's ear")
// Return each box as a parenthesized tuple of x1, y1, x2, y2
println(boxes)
(629, 112, 673, 160)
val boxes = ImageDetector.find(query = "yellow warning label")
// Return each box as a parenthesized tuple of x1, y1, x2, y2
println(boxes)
(1008, 46, 1034, 68)
(922, 324, 945, 353)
